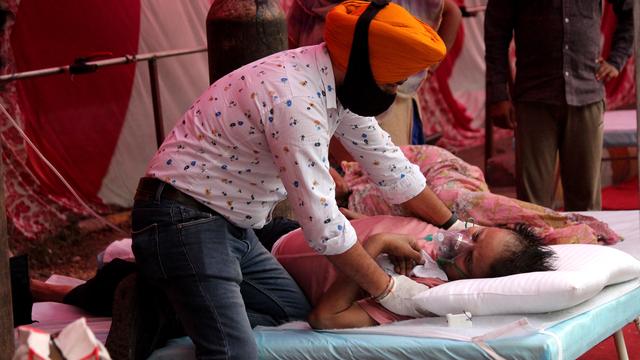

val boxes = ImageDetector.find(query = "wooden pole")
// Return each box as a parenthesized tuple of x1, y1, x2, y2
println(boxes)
(0, 137, 15, 354)
(148, 58, 165, 148)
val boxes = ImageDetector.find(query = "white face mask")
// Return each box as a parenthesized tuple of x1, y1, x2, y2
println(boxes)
(397, 69, 429, 95)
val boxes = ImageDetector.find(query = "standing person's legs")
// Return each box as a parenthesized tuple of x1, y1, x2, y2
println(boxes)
(132, 196, 257, 359)
(559, 100, 604, 210)
(515, 102, 562, 208)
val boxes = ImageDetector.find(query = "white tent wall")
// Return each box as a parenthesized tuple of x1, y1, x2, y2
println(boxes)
(448, 0, 487, 128)
(97, 0, 211, 206)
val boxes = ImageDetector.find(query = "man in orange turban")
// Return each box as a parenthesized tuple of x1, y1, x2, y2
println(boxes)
(323, 0, 446, 116)
(131, 1, 460, 358)
(326, 0, 446, 85)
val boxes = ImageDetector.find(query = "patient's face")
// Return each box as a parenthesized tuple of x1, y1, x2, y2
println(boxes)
(443, 227, 516, 281)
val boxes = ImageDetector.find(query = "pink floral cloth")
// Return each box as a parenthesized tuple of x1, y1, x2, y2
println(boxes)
(343, 145, 622, 245)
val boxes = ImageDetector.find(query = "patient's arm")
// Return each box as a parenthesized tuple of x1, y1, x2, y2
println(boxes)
(30, 279, 74, 303)
(307, 270, 377, 329)
(339, 207, 367, 220)
(309, 233, 417, 329)
(330, 167, 351, 202)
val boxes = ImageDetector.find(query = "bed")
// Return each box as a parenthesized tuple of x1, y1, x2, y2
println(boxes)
(28, 211, 640, 360)
(603, 110, 637, 149)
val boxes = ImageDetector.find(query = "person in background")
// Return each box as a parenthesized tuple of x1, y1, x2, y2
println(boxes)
(485, 0, 634, 211)
(130, 1, 458, 359)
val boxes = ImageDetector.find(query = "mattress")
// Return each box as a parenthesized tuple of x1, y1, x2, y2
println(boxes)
(603, 110, 637, 148)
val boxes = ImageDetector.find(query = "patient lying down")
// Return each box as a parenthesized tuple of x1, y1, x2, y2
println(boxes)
(32, 214, 556, 331)
(272, 215, 556, 329)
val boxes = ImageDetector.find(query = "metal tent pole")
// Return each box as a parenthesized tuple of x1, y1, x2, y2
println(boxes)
(0, 47, 206, 151)
(0, 47, 206, 83)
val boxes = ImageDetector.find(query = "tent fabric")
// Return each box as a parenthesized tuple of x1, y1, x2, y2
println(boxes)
(0, 0, 635, 238)
(1, 0, 212, 237)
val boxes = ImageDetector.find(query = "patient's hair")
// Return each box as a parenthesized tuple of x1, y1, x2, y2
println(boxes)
(489, 224, 557, 278)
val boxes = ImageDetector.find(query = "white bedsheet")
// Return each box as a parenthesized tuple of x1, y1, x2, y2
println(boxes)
(590, 210, 640, 259)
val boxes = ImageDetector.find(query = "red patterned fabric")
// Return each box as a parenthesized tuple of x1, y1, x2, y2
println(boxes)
(0, 0, 74, 237)
(1, 0, 138, 238)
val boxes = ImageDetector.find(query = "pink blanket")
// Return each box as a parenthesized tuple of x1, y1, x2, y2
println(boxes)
(343, 145, 622, 245)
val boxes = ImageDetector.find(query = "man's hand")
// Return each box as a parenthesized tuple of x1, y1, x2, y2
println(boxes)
(596, 58, 619, 82)
(487, 100, 516, 129)
(377, 275, 430, 317)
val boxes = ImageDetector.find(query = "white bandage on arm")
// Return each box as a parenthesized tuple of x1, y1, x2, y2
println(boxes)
(376, 275, 430, 317)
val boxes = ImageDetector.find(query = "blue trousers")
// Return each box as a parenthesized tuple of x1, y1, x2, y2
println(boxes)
(131, 193, 310, 360)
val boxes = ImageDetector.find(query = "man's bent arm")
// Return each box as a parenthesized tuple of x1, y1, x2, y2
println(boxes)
(326, 241, 389, 298)
(607, 0, 634, 71)
(402, 185, 452, 227)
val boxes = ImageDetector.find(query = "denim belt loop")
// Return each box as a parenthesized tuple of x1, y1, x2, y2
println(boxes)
(154, 180, 166, 203)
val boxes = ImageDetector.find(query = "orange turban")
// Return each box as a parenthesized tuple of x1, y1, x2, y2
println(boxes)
(324, 1, 446, 84)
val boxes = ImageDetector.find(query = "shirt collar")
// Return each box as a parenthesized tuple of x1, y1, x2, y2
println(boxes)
(312, 43, 337, 110)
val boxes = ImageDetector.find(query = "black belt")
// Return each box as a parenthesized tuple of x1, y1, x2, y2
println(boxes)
(134, 177, 214, 214)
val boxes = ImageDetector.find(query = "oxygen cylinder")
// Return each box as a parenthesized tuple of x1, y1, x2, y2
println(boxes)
(206, 0, 288, 84)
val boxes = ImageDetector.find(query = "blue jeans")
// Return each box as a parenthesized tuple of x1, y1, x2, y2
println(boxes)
(131, 194, 311, 360)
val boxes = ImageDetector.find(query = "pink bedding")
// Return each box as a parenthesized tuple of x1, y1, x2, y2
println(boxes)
(343, 145, 622, 245)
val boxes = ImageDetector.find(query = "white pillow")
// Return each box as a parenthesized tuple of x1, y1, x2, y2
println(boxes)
(413, 244, 640, 316)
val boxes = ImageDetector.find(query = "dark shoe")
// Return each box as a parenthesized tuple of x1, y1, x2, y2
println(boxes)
(63, 259, 137, 316)
(106, 273, 182, 360)
(105, 273, 138, 359)
(10, 254, 34, 327)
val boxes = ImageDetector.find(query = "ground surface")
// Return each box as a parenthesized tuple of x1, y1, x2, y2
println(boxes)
(9, 215, 132, 281)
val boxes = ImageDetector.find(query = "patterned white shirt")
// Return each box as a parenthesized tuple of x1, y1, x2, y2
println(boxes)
(146, 44, 426, 255)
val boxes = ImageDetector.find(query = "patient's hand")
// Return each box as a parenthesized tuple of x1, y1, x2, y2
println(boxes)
(340, 207, 366, 220)
(330, 167, 351, 200)
(566, 213, 623, 244)
(366, 233, 424, 275)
